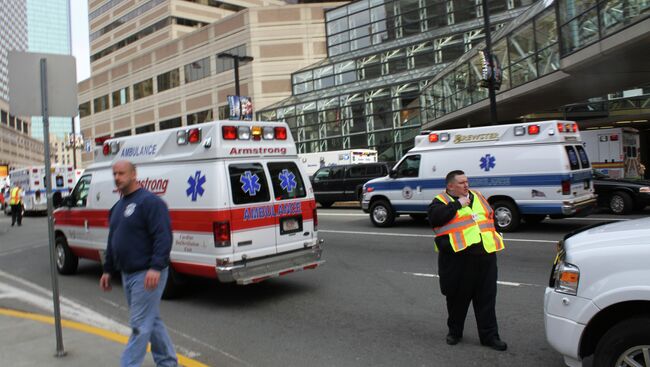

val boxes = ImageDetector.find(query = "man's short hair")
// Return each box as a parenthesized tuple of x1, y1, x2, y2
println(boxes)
(445, 170, 465, 185)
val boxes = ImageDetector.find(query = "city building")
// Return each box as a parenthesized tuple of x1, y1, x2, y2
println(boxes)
(27, 0, 74, 140)
(78, 0, 344, 166)
(0, 0, 45, 168)
(257, 0, 534, 161)
(50, 134, 83, 168)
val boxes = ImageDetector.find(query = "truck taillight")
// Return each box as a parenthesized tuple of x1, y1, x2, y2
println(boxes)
(313, 207, 318, 231)
(274, 127, 287, 140)
(213, 221, 231, 247)
(561, 180, 571, 195)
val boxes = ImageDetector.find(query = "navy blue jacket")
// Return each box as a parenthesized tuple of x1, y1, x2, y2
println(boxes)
(104, 188, 172, 273)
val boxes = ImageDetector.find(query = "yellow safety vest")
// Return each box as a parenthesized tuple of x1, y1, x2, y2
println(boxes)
(10, 187, 22, 205)
(433, 190, 505, 253)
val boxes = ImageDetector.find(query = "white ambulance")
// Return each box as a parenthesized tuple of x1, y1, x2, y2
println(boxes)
(53, 121, 323, 297)
(4, 165, 75, 215)
(361, 121, 597, 232)
(581, 127, 642, 179)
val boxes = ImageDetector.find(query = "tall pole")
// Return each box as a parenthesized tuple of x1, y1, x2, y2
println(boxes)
(40, 58, 66, 357)
(71, 117, 77, 169)
(233, 57, 241, 119)
(482, 0, 498, 125)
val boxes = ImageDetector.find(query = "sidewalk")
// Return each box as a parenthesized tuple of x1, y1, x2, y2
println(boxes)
(0, 307, 208, 367)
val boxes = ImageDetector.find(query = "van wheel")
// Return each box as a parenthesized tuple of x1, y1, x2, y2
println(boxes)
(492, 201, 520, 232)
(609, 192, 632, 215)
(523, 214, 546, 224)
(370, 200, 395, 227)
(162, 267, 184, 300)
(55, 236, 78, 275)
(318, 201, 334, 208)
(593, 317, 650, 367)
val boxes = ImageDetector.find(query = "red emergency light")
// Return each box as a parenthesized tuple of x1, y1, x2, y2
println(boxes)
(274, 127, 287, 140)
(527, 125, 540, 135)
(429, 133, 439, 143)
(222, 126, 237, 140)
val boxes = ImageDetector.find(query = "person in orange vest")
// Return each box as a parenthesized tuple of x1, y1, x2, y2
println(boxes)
(428, 170, 507, 351)
(9, 185, 24, 227)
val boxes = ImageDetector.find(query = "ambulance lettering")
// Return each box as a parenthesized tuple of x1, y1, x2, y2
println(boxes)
(229, 147, 288, 155)
(113, 177, 169, 195)
(243, 202, 303, 221)
(120, 144, 158, 157)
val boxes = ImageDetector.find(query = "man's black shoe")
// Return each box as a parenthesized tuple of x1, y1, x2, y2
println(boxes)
(446, 334, 461, 345)
(482, 338, 508, 351)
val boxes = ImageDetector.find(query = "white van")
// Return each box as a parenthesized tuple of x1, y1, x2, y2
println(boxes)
(361, 121, 597, 232)
(5, 165, 74, 215)
(53, 121, 323, 297)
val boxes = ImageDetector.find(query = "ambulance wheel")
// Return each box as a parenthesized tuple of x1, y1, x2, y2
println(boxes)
(523, 214, 546, 225)
(593, 317, 650, 367)
(370, 200, 395, 227)
(609, 191, 632, 215)
(492, 200, 520, 232)
(162, 267, 184, 300)
(318, 201, 334, 208)
(55, 236, 78, 275)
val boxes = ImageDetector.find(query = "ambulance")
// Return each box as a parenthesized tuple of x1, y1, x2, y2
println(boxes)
(4, 165, 75, 215)
(53, 120, 323, 297)
(361, 121, 597, 232)
(581, 127, 642, 179)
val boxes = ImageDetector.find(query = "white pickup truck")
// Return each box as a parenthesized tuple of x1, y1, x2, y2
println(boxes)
(545, 218, 650, 367)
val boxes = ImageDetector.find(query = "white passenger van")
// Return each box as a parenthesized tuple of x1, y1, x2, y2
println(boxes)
(361, 121, 597, 232)
(53, 121, 323, 297)
(5, 165, 74, 215)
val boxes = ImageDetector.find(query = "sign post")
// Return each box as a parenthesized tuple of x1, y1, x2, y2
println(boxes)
(9, 51, 77, 358)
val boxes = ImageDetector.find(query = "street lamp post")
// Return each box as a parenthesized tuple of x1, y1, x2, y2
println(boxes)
(217, 53, 254, 119)
(481, 0, 498, 125)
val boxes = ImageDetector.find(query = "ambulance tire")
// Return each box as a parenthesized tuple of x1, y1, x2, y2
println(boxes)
(492, 200, 520, 232)
(318, 201, 334, 208)
(523, 214, 546, 225)
(370, 200, 395, 227)
(55, 236, 78, 275)
(609, 191, 632, 215)
(593, 317, 650, 367)
(162, 267, 184, 300)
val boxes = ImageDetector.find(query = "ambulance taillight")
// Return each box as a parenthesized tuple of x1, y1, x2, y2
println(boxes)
(213, 221, 231, 247)
(561, 180, 571, 195)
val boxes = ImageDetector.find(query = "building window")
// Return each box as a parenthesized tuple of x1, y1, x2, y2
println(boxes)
(216, 45, 247, 74)
(114, 129, 131, 137)
(16, 119, 22, 132)
(187, 109, 213, 125)
(184, 57, 211, 83)
(133, 79, 154, 100)
(135, 124, 155, 134)
(112, 87, 130, 107)
(79, 101, 91, 117)
(93, 95, 110, 113)
(9, 115, 15, 128)
(218, 105, 230, 120)
(1, 110, 7, 124)
(159, 117, 182, 130)
(23, 121, 28, 135)
(157, 69, 180, 92)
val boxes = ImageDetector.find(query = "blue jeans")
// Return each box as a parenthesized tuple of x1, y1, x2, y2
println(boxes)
(121, 268, 177, 367)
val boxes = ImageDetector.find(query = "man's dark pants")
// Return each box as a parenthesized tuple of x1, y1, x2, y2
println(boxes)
(10, 204, 22, 226)
(438, 250, 499, 342)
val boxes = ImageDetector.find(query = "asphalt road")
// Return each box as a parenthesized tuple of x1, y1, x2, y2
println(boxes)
(1, 208, 648, 367)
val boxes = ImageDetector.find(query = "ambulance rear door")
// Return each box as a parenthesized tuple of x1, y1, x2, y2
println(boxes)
(266, 160, 313, 254)
(227, 161, 278, 261)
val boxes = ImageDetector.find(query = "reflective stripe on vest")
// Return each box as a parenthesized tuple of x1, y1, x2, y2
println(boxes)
(433, 190, 505, 253)
(10, 188, 21, 205)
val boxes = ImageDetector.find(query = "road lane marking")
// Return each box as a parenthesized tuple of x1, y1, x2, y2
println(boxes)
(0, 308, 210, 367)
(319, 230, 557, 243)
(402, 272, 543, 288)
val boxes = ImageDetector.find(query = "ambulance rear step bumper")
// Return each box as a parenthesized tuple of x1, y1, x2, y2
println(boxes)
(216, 243, 324, 285)
(560, 197, 597, 216)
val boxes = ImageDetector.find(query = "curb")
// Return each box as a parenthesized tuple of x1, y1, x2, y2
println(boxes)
(0, 307, 210, 367)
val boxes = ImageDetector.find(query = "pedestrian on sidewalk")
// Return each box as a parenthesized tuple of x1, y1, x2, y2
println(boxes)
(427, 170, 507, 351)
(9, 184, 24, 227)
(99, 160, 178, 367)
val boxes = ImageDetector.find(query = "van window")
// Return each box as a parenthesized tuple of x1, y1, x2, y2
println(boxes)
(575, 145, 590, 168)
(70, 175, 91, 207)
(229, 163, 270, 204)
(267, 162, 306, 200)
(314, 168, 331, 181)
(565, 146, 580, 170)
(395, 155, 420, 178)
(348, 166, 366, 178)
(365, 164, 382, 177)
(329, 166, 344, 179)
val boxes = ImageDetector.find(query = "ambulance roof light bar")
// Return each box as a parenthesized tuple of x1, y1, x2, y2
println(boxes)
(176, 128, 202, 145)
(428, 132, 449, 143)
(222, 125, 287, 141)
(513, 124, 540, 136)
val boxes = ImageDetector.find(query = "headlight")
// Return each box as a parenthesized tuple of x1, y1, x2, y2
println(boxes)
(639, 186, 650, 193)
(554, 261, 580, 296)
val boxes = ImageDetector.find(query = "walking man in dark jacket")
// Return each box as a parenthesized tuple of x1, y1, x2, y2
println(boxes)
(428, 170, 507, 351)
(100, 160, 177, 367)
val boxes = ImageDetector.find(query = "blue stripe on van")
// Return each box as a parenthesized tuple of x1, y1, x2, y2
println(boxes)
(367, 172, 592, 191)
(392, 203, 564, 215)
(25, 188, 71, 195)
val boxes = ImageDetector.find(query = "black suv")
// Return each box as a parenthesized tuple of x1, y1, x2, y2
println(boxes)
(311, 163, 389, 208)
(592, 170, 650, 214)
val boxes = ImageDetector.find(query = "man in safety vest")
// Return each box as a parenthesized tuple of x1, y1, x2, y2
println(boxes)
(9, 184, 23, 227)
(428, 170, 507, 351)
